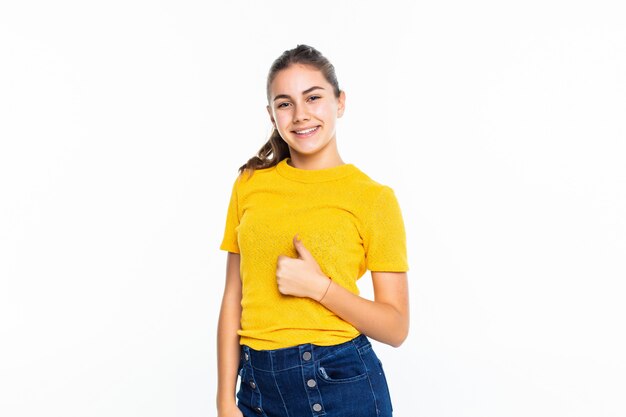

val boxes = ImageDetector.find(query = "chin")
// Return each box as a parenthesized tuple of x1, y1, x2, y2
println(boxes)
(294, 146, 326, 156)
(291, 140, 331, 154)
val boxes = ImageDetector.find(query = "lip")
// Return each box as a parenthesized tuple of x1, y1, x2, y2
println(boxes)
(292, 125, 320, 133)
(292, 125, 321, 139)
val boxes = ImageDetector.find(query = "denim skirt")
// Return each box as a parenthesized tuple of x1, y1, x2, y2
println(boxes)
(236, 334, 393, 417)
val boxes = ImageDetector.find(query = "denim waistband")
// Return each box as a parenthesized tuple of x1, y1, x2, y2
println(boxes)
(241, 334, 371, 372)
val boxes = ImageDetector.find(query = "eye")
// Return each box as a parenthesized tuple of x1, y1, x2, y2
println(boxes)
(308, 95, 321, 102)
(277, 102, 290, 109)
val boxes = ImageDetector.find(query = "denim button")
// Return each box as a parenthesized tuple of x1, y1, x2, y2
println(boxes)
(312, 403, 322, 412)
(307, 379, 317, 388)
(249, 381, 256, 389)
(302, 351, 312, 361)
(254, 406, 262, 414)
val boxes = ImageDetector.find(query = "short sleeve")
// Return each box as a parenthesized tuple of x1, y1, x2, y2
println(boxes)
(219, 174, 241, 253)
(363, 186, 409, 272)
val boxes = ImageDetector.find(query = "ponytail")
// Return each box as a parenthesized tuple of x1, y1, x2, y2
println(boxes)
(237, 128, 290, 177)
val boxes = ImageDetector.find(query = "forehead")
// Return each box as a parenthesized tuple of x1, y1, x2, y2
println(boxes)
(269, 64, 329, 97)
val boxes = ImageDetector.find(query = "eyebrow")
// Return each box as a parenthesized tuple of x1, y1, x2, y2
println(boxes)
(272, 86, 325, 102)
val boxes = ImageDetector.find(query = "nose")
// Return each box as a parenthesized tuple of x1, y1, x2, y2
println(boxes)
(292, 104, 310, 124)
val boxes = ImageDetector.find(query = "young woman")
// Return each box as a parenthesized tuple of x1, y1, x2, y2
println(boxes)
(217, 44, 409, 417)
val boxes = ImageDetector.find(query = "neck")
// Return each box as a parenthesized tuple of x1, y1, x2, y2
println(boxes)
(287, 140, 344, 170)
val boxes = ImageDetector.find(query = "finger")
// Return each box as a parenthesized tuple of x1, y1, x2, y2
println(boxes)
(293, 234, 313, 261)
(277, 254, 290, 264)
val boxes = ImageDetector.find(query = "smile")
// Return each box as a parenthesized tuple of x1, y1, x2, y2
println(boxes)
(293, 126, 320, 137)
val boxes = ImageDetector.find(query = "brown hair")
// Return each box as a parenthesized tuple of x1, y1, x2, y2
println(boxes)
(237, 44, 342, 177)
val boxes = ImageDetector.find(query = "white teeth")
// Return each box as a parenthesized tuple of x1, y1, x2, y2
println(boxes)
(295, 126, 317, 134)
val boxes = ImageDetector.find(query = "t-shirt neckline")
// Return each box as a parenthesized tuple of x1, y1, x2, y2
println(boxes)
(275, 157, 358, 183)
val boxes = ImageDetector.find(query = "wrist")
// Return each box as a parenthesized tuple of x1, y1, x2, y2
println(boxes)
(217, 396, 237, 412)
(316, 275, 332, 303)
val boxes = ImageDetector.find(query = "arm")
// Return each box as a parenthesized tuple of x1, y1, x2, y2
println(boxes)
(276, 235, 409, 348)
(318, 271, 409, 348)
(216, 252, 244, 416)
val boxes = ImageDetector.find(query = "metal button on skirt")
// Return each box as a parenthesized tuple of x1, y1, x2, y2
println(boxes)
(236, 334, 393, 417)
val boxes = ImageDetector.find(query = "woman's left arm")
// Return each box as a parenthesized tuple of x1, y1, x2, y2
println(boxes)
(317, 271, 409, 348)
(276, 234, 409, 348)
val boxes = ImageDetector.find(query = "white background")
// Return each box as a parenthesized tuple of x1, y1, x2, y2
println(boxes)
(1, 1, 625, 416)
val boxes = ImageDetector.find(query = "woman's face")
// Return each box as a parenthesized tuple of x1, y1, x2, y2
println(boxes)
(267, 64, 345, 160)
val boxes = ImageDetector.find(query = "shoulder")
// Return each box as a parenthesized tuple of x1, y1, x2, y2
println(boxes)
(346, 166, 397, 203)
(231, 164, 279, 191)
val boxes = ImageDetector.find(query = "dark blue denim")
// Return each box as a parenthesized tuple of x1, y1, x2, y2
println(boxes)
(236, 334, 393, 417)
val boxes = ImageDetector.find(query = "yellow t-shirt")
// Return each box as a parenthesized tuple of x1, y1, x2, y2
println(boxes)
(219, 157, 409, 350)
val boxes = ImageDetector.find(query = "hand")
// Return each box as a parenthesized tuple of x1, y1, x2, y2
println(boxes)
(276, 234, 332, 301)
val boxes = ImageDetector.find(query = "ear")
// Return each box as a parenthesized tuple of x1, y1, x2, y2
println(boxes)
(337, 90, 346, 118)
(266, 105, 276, 127)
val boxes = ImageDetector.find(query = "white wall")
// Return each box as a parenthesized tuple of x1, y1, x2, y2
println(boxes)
(1, 1, 624, 416)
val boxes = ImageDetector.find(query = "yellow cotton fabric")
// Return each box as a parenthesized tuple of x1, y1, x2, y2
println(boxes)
(219, 157, 409, 350)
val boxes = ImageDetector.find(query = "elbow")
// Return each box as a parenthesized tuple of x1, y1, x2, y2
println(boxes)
(366, 325, 408, 348)
(388, 320, 409, 348)
(392, 309, 410, 347)
(373, 304, 410, 348)
(389, 329, 409, 348)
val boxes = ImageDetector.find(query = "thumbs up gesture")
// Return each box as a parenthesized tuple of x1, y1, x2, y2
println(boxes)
(276, 234, 332, 301)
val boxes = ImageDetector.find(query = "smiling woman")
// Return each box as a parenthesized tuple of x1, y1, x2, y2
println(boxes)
(216, 44, 409, 417)
(266, 64, 345, 163)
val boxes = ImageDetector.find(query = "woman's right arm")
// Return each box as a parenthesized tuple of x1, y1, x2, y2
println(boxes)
(216, 251, 243, 417)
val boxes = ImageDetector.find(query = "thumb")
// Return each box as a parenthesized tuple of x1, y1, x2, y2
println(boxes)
(293, 233, 313, 260)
